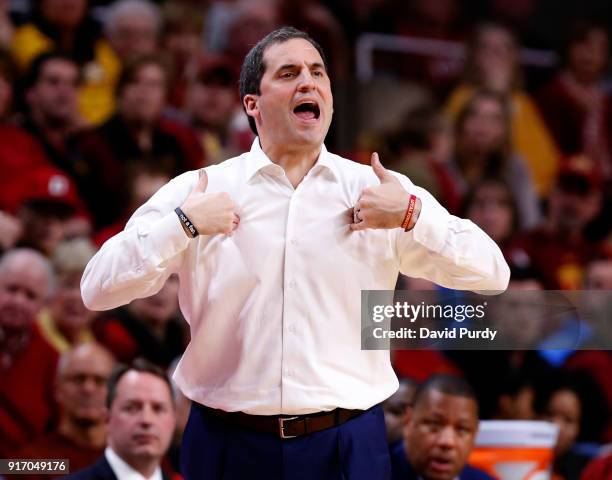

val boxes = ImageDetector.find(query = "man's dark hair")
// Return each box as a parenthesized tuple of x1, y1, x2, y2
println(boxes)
(412, 374, 479, 413)
(106, 358, 174, 409)
(24, 51, 80, 91)
(239, 26, 328, 136)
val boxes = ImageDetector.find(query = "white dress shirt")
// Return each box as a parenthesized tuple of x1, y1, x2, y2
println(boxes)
(104, 447, 163, 480)
(82, 139, 509, 415)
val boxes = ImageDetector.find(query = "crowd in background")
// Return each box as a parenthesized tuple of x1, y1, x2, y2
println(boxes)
(1, 0, 612, 479)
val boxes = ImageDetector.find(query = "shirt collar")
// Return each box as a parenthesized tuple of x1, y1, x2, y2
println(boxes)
(104, 446, 163, 480)
(245, 137, 339, 182)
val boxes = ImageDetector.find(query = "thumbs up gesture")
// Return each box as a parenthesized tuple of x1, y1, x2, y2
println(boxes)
(351, 153, 421, 231)
(180, 170, 240, 235)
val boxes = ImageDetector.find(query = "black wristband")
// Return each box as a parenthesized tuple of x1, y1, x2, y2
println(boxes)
(175, 207, 199, 238)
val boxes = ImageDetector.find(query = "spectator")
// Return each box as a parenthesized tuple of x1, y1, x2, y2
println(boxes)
(10, 0, 121, 124)
(21, 51, 96, 200)
(12, 166, 83, 256)
(538, 21, 611, 181)
(489, 286, 547, 352)
(510, 155, 606, 289)
(15, 343, 116, 478)
(0, 248, 58, 457)
(383, 378, 419, 446)
(536, 374, 608, 480)
(37, 238, 98, 351)
(78, 53, 203, 229)
(185, 56, 254, 166)
(104, 0, 160, 63)
(66, 359, 176, 480)
(390, 374, 494, 480)
(449, 90, 540, 229)
(445, 22, 560, 196)
(94, 275, 186, 367)
(462, 177, 519, 253)
(492, 374, 535, 420)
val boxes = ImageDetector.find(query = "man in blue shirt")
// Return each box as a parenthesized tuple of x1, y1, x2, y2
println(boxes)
(391, 375, 494, 480)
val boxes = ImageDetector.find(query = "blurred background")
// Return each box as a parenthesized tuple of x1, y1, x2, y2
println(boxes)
(1, 1, 612, 479)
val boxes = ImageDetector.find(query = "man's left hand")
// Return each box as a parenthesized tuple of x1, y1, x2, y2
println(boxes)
(350, 152, 421, 231)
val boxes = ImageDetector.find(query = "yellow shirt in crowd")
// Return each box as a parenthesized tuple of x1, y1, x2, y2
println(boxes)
(11, 23, 121, 126)
(445, 84, 560, 197)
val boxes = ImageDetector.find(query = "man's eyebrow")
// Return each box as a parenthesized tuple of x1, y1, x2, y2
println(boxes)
(276, 64, 297, 72)
(275, 62, 326, 72)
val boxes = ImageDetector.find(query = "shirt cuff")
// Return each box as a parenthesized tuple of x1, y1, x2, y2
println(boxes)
(147, 211, 192, 263)
(410, 199, 448, 254)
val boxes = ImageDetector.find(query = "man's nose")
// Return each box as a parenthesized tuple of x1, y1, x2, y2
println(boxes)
(139, 404, 155, 426)
(80, 377, 98, 394)
(12, 290, 32, 307)
(436, 426, 458, 448)
(297, 70, 316, 91)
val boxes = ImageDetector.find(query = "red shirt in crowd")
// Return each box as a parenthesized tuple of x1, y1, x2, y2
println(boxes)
(0, 324, 59, 457)
(0, 124, 53, 213)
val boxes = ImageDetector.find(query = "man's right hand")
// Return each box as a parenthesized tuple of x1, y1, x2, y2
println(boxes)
(180, 170, 240, 235)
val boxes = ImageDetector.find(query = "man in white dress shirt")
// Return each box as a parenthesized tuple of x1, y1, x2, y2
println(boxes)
(81, 27, 509, 480)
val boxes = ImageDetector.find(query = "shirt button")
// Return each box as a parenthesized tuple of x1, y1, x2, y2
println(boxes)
(288, 324, 295, 333)
(290, 237, 297, 245)
(289, 280, 296, 288)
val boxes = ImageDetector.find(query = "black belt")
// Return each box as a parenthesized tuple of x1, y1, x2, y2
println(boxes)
(196, 403, 367, 439)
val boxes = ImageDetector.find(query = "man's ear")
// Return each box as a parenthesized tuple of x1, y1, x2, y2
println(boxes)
(243, 94, 259, 120)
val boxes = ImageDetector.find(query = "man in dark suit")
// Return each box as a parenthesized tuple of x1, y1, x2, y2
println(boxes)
(391, 375, 495, 480)
(65, 359, 176, 480)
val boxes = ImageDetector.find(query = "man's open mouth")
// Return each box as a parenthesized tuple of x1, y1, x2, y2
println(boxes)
(428, 456, 454, 473)
(293, 101, 320, 121)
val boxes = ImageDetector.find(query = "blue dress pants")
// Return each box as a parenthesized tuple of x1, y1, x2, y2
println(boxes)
(181, 403, 391, 480)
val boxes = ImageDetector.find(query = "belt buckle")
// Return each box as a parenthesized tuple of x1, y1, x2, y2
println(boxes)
(278, 416, 298, 439)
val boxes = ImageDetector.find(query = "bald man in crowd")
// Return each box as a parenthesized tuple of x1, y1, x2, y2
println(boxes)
(16, 343, 116, 477)
(0, 248, 59, 457)
(391, 375, 494, 480)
